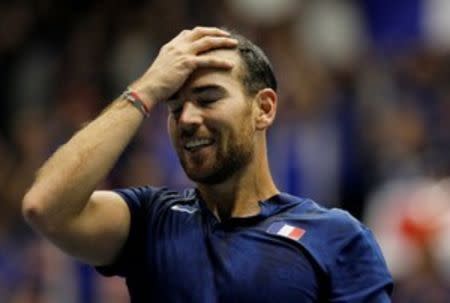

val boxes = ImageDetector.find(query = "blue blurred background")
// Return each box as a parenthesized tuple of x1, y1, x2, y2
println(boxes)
(1, 0, 450, 302)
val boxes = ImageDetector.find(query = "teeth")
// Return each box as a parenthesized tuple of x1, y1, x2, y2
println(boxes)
(185, 138, 212, 149)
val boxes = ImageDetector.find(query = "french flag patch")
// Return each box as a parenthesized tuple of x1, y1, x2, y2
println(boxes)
(267, 222, 305, 241)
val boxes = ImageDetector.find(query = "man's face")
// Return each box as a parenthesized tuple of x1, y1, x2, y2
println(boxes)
(167, 49, 256, 185)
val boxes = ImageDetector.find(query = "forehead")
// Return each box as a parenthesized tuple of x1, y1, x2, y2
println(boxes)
(179, 49, 244, 93)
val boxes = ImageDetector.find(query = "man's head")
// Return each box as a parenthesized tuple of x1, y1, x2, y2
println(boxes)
(167, 30, 278, 185)
(227, 30, 277, 97)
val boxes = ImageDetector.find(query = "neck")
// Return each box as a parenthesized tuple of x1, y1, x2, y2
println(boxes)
(197, 141, 278, 221)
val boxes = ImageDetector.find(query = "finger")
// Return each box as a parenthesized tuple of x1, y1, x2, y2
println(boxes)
(192, 56, 235, 70)
(190, 36, 238, 54)
(189, 26, 231, 40)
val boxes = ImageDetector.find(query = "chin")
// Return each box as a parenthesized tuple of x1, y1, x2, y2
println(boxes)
(180, 142, 253, 185)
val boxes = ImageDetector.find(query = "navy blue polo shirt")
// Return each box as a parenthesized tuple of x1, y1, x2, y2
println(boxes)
(97, 186, 393, 302)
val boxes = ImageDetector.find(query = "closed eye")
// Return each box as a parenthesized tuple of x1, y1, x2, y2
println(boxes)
(167, 85, 227, 116)
(192, 85, 227, 106)
(195, 91, 225, 107)
(197, 96, 220, 106)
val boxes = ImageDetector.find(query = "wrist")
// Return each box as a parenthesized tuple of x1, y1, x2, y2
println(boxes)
(122, 88, 153, 118)
(128, 82, 159, 107)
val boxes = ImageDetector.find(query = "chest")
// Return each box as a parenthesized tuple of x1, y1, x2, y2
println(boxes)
(141, 213, 322, 303)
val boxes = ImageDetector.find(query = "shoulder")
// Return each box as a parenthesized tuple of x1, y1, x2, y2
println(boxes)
(279, 194, 393, 299)
(277, 193, 385, 266)
(279, 193, 363, 233)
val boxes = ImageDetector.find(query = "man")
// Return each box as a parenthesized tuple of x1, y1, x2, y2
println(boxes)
(23, 27, 393, 302)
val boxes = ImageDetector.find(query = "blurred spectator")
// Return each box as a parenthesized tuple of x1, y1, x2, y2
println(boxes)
(365, 178, 450, 302)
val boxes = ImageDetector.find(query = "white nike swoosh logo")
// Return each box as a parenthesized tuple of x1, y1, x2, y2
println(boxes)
(170, 204, 199, 214)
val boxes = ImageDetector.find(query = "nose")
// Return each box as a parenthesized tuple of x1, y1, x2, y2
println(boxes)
(178, 101, 203, 133)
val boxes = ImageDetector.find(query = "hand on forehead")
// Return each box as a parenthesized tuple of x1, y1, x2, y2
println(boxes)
(170, 48, 243, 101)
(129, 26, 239, 105)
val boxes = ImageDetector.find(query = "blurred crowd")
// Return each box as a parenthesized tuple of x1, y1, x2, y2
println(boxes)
(1, 0, 449, 302)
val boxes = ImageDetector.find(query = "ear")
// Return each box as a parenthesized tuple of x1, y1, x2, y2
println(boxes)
(254, 88, 277, 130)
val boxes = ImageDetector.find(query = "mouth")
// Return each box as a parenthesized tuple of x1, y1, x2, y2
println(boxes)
(183, 137, 215, 152)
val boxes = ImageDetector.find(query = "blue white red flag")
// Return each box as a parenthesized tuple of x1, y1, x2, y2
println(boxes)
(267, 222, 305, 241)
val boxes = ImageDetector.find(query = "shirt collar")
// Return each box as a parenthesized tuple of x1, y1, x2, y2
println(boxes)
(187, 188, 303, 226)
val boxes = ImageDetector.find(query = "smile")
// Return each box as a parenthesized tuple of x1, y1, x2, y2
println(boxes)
(184, 138, 214, 151)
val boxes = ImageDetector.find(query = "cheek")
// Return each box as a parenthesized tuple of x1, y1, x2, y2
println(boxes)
(224, 122, 251, 149)
(238, 109, 255, 134)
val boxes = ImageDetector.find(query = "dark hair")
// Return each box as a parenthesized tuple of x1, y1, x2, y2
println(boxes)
(228, 31, 278, 96)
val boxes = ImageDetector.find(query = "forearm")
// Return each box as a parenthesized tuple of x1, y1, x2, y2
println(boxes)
(23, 97, 149, 230)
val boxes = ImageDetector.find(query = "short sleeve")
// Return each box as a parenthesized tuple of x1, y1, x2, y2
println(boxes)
(96, 186, 166, 277)
(329, 220, 393, 302)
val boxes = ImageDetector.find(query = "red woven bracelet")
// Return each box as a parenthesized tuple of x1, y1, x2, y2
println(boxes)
(122, 88, 150, 117)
